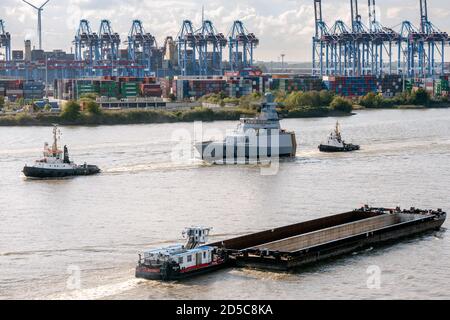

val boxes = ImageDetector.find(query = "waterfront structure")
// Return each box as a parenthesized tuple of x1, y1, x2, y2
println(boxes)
(312, 0, 449, 77)
(0, 20, 11, 61)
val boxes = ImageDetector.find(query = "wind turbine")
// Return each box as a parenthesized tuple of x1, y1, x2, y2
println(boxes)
(22, 0, 50, 50)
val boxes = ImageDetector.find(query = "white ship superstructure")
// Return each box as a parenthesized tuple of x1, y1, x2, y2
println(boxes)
(195, 93, 297, 163)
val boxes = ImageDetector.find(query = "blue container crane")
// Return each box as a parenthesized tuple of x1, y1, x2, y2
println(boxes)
(312, 0, 334, 76)
(367, 0, 400, 76)
(330, 20, 352, 75)
(399, 21, 419, 76)
(228, 21, 259, 71)
(127, 20, 156, 77)
(98, 20, 121, 62)
(197, 20, 227, 75)
(74, 19, 99, 76)
(0, 19, 11, 61)
(177, 20, 197, 76)
(417, 0, 448, 76)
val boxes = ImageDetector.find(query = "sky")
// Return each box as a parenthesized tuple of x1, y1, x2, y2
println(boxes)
(1, 0, 450, 62)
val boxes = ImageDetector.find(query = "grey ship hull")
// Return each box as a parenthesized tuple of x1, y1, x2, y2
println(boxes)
(195, 132, 297, 163)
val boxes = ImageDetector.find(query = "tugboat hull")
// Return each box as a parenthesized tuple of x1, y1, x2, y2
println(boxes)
(23, 165, 101, 178)
(136, 261, 227, 281)
(319, 144, 360, 153)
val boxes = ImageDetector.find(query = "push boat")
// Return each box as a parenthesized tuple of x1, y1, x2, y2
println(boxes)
(195, 92, 297, 163)
(319, 121, 360, 152)
(135, 227, 227, 281)
(22, 125, 101, 178)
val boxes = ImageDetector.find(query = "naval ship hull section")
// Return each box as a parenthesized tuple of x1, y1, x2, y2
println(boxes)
(196, 132, 297, 162)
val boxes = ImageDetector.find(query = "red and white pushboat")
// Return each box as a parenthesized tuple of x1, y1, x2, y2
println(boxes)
(135, 227, 228, 281)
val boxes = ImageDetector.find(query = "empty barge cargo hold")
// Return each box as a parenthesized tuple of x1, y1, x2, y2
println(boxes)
(211, 207, 446, 271)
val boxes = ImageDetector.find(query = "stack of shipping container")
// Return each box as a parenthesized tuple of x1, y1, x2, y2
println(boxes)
(270, 75, 324, 93)
(54, 76, 163, 100)
(172, 74, 268, 100)
(187, 79, 226, 99)
(407, 76, 449, 97)
(99, 81, 119, 98)
(160, 78, 173, 99)
(23, 81, 45, 100)
(375, 75, 403, 97)
(323, 76, 377, 97)
(0, 79, 44, 101)
(435, 76, 449, 97)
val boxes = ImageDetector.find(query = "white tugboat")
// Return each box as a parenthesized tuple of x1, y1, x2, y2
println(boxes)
(23, 125, 101, 178)
(319, 121, 360, 153)
(195, 92, 297, 163)
(135, 227, 227, 281)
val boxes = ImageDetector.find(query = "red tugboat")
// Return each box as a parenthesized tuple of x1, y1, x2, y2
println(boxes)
(135, 227, 228, 281)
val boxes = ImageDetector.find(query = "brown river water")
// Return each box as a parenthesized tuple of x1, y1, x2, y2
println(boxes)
(0, 108, 449, 300)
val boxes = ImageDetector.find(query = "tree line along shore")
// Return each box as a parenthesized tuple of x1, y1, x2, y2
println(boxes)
(0, 88, 448, 126)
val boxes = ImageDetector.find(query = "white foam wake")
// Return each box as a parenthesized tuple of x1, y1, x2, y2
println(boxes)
(49, 279, 142, 300)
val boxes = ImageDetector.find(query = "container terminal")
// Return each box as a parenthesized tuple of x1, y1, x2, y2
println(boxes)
(1, 0, 450, 108)
(136, 206, 446, 281)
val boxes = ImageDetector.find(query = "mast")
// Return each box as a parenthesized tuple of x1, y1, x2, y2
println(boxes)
(51, 124, 60, 154)
(52, 125, 57, 152)
(335, 121, 342, 141)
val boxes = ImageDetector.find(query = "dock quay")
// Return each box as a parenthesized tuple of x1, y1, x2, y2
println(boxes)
(210, 206, 446, 272)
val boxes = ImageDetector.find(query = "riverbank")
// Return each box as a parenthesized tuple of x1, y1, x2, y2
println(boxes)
(0, 108, 251, 126)
(1, 102, 448, 127)
(353, 103, 450, 110)
(0, 106, 352, 126)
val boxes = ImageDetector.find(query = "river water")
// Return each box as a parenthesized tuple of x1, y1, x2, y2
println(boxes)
(0, 108, 449, 300)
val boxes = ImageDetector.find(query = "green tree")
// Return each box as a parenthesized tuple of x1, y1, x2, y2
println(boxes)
(319, 90, 334, 106)
(61, 100, 81, 120)
(44, 104, 52, 112)
(85, 100, 102, 115)
(239, 93, 262, 109)
(17, 97, 25, 107)
(359, 92, 377, 108)
(80, 93, 99, 101)
(410, 88, 430, 106)
(330, 96, 353, 113)
(0, 96, 4, 110)
(168, 93, 176, 102)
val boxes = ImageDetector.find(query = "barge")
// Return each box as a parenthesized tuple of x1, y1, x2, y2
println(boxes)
(211, 206, 446, 271)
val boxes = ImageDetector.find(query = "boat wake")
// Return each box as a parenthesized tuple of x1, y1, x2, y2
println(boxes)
(103, 160, 206, 174)
(49, 278, 143, 300)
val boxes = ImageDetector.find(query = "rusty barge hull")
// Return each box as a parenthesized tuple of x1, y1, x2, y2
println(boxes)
(210, 207, 446, 272)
